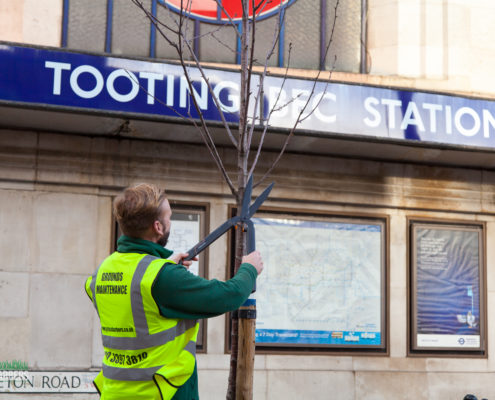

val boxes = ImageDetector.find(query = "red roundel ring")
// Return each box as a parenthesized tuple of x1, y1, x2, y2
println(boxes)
(159, 0, 297, 23)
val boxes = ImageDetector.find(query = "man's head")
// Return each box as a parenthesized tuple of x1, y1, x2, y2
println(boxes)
(113, 183, 171, 246)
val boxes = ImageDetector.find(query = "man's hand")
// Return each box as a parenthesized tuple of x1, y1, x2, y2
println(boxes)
(171, 252, 198, 269)
(242, 251, 264, 275)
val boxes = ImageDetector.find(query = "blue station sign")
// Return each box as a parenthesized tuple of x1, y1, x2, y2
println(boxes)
(1, 43, 495, 150)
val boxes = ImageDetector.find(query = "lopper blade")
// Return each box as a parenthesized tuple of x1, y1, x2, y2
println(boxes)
(248, 181, 274, 218)
(184, 215, 241, 260)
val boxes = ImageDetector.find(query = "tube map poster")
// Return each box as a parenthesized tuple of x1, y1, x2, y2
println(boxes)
(253, 217, 384, 348)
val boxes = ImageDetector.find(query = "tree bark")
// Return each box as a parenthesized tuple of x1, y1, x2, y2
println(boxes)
(129, 1, 341, 398)
(227, 189, 247, 400)
(235, 303, 256, 400)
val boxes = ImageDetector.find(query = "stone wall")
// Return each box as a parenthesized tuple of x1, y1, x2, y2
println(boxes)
(367, 0, 495, 95)
(1, 129, 495, 399)
(0, 0, 63, 47)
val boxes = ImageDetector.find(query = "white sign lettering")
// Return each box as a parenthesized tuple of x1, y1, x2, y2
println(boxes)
(363, 96, 495, 139)
(40, 54, 495, 146)
(0, 371, 98, 393)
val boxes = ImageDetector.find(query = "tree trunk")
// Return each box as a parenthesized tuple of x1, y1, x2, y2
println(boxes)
(129, 0, 341, 398)
(227, 186, 248, 400)
(235, 303, 256, 400)
(231, 2, 255, 395)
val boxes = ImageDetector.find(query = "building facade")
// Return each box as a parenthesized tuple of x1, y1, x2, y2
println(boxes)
(1, 1, 495, 399)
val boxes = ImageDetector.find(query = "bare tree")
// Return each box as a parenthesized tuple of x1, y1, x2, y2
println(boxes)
(131, 1, 339, 398)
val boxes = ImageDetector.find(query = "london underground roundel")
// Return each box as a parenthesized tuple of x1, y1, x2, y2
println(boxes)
(159, 0, 297, 23)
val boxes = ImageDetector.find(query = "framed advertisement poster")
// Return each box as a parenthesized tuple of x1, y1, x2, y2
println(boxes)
(167, 205, 207, 279)
(114, 201, 209, 351)
(229, 209, 388, 352)
(159, 203, 209, 351)
(409, 220, 486, 354)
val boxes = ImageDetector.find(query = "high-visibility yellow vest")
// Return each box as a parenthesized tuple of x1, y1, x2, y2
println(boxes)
(85, 252, 199, 400)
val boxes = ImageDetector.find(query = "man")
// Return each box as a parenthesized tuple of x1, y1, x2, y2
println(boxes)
(85, 183, 263, 400)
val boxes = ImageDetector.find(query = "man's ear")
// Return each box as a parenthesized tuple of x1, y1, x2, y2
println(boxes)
(153, 220, 164, 236)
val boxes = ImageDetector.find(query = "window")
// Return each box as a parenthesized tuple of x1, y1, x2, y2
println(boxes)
(408, 219, 486, 356)
(62, 0, 364, 73)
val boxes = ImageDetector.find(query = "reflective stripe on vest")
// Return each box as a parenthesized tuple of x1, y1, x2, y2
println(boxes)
(88, 251, 199, 398)
(102, 340, 196, 381)
(89, 267, 99, 314)
(89, 255, 194, 350)
(102, 319, 197, 350)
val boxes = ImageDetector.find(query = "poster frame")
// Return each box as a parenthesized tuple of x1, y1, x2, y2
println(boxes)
(225, 205, 389, 355)
(407, 217, 487, 357)
(113, 199, 210, 353)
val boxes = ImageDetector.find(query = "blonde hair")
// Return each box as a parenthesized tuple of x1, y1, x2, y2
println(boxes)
(113, 183, 167, 237)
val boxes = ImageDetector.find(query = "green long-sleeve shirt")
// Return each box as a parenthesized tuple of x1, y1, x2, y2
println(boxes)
(116, 235, 257, 319)
(115, 235, 257, 400)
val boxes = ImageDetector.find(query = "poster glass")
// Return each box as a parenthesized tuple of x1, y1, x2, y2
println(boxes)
(169, 207, 207, 350)
(252, 214, 386, 349)
(168, 211, 202, 276)
(410, 222, 485, 352)
(114, 204, 208, 350)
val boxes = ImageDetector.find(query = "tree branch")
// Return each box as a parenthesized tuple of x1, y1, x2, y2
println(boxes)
(213, 1, 243, 39)
(132, 0, 237, 193)
(255, 0, 341, 187)
(249, 42, 293, 180)
(247, 5, 285, 175)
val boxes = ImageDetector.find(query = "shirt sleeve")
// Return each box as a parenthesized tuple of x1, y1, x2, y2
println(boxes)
(151, 262, 258, 319)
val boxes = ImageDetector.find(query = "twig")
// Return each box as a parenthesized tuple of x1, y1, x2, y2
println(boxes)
(255, 0, 341, 187)
(249, 41, 293, 180)
(132, 0, 237, 193)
